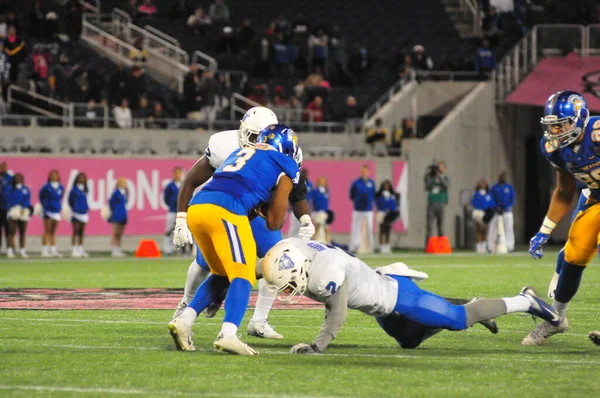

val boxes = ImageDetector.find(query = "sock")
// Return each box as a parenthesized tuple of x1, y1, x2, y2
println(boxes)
(79, 246, 85, 254)
(42, 246, 48, 255)
(188, 274, 230, 314)
(553, 300, 569, 319)
(180, 307, 197, 327)
(72, 246, 77, 255)
(251, 279, 276, 323)
(183, 261, 210, 304)
(554, 262, 585, 304)
(19, 248, 26, 255)
(220, 322, 238, 338)
(223, 278, 252, 328)
(555, 248, 565, 274)
(51, 246, 57, 255)
(501, 295, 530, 313)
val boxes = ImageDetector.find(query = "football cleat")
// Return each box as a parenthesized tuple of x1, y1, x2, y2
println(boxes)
(214, 334, 258, 356)
(590, 331, 600, 346)
(520, 286, 561, 326)
(247, 319, 284, 339)
(548, 272, 559, 299)
(521, 317, 569, 346)
(168, 318, 196, 351)
(171, 299, 188, 321)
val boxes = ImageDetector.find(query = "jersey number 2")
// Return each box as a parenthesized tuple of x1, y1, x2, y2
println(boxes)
(223, 148, 256, 172)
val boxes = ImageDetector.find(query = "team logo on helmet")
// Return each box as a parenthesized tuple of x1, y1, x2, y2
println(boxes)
(568, 95, 585, 112)
(278, 253, 295, 271)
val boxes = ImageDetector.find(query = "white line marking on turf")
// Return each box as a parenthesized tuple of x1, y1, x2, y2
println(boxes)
(0, 385, 333, 398)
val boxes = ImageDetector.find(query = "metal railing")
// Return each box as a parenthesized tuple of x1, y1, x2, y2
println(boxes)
(229, 92, 263, 120)
(192, 50, 218, 72)
(363, 79, 406, 122)
(81, 20, 144, 66)
(586, 24, 600, 56)
(7, 86, 71, 126)
(124, 22, 189, 65)
(111, 8, 131, 29)
(460, 0, 483, 36)
(145, 25, 181, 47)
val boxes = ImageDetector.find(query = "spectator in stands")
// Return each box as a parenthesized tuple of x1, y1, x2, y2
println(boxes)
(482, 6, 503, 45)
(64, 0, 83, 41)
(137, 0, 158, 18)
(366, 118, 389, 156)
(311, 176, 331, 244)
(376, 180, 400, 253)
(187, 7, 211, 35)
(135, 96, 152, 120)
(424, 161, 450, 245)
(0, 41, 9, 97)
(217, 26, 239, 54)
(5, 173, 31, 258)
(348, 43, 370, 85)
(273, 33, 291, 78)
(147, 101, 167, 129)
(78, 99, 103, 128)
(199, 70, 220, 121)
(114, 98, 133, 128)
(171, 0, 193, 19)
(308, 27, 328, 71)
(349, 165, 376, 253)
(399, 54, 416, 85)
(208, 0, 230, 25)
(108, 64, 129, 107)
(288, 95, 303, 122)
(412, 45, 434, 71)
(128, 66, 147, 111)
(247, 84, 268, 106)
(39, 169, 64, 258)
(0, 14, 6, 40)
(130, 37, 147, 63)
(68, 172, 89, 258)
(184, 64, 202, 118)
(0, 161, 13, 254)
(108, 177, 128, 258)
(341, 95, 363, 132)
(303, 95, 324, 122)
(475, 38, 496, 75)
(3, 25, 25, 83)
(274, 14, 291, 38)
(238, 18, 255, 51)
(163, 167, 182, 255)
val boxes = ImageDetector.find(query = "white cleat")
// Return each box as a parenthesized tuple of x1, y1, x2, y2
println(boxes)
(41, 251, 51, 258)
(247, 319, 284, 339)
(52, 251, 64, 258)
(548, 272, 559, 299)
(71, 250, 81, 258)
(112, 252, 126, 258)
(521, 317, 569, 346)
(19, 249, 28, 258)
(171, 299, 188, 321)
(214, 334, 258, 356)
(7, 249, 15, 258)
(80, 250, 90, 258)
(168, 317, 196, 351)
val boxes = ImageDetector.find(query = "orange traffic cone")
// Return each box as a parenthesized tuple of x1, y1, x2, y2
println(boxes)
(135, 239, 162, 258)
(425, 236, 452, 254)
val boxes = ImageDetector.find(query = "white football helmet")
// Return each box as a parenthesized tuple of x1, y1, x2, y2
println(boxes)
(239, 107, 278, 147)
(262, 241, 309, 303)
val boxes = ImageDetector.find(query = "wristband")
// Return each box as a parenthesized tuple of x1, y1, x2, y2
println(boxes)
(176, 212, 187, 221)
(299, 214, 311, 224)
(540, 216, 556, 235)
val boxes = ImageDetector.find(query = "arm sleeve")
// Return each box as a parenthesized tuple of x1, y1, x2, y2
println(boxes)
(349, 182, 356, 200)
(109, 192, 117, 210)
(289, 176, 308, 203)
(424, 175, 434, 191)
(68, 190, 75, 208)
(312, 280, 349, 352)
(508, 185, 515, 207)
(39, 187, 46, 206)
(24, 189, 31, 208)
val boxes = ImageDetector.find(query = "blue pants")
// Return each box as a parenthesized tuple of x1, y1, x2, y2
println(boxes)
(196, 216, 282, 269)
(377, 276, 467, 338)
(376, 314, 441, 349)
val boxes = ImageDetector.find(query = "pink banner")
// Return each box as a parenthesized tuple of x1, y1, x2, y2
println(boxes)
(4, 157, 381, 236)
(506, 54, 600, 111)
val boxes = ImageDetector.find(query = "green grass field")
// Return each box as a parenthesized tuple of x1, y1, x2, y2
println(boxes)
(1, 251, 599, 397)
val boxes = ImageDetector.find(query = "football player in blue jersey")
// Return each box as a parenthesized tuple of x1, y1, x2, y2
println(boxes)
(168, 124, 300, 355)
(525, 91, 600, 345)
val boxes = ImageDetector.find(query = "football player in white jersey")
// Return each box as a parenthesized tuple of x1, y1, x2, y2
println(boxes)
(171, 107, 315, 339)
(261, 238, 561, 353)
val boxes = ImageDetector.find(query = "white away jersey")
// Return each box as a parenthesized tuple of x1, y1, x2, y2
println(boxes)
(205, 130, 241, 169)
(287, 238, 398, 317)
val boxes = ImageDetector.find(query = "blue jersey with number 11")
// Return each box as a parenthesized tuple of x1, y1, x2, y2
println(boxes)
(541, 116, 600, 201)
(190, 146, 299, 215)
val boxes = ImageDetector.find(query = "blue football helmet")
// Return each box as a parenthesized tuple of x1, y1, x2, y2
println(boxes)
(256, 124, 300, 162)
(541, 91, 590, 149)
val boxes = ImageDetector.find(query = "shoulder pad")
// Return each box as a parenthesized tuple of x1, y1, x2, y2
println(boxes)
(307, 253, 346, 299)
(206, 130, 241, 169)
(589, 117, 600, 142)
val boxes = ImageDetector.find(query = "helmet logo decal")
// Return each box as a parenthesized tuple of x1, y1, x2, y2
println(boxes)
(278, 253, 295, 271)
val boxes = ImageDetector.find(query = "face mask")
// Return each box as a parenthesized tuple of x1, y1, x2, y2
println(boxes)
(16, 183, 23, 189)
(50, 181, 59, 189)
(77, 184, 85, 191)
(478, 189, 486, 195)
(382, 190, 391, 198)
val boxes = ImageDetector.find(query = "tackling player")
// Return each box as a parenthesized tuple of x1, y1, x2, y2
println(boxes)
(525, 91, 600, 345)
(261, 238, 560, 354)
(171, 107, 315, 339)
(169, 124, 301, 355)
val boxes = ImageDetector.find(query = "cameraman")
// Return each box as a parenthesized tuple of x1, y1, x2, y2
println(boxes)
(424, 161, 449, 244)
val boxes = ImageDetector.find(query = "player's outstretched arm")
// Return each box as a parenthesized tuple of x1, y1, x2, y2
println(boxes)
(529, 169, 577, 259)
(177, 157, 215, 213)
(291, 281, 349, 354)
(266, 176, 293, 231)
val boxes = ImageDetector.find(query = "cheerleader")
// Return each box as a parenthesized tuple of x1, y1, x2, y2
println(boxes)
(108, 177, 128, 257)
(4, 173, 31, 258)
(311, 176, 331, 243)
(375, 180, 400, 254)
(39, 170, 65, 257)
(471, 179, 495, 253)
(68, 172, 90, 257)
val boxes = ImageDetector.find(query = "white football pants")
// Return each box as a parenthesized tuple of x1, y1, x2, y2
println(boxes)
(349, 210, 374, 253)
(487, 211, 514, 252)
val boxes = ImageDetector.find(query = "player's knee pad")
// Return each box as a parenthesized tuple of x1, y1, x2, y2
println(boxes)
(564, 243, 595, 266)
